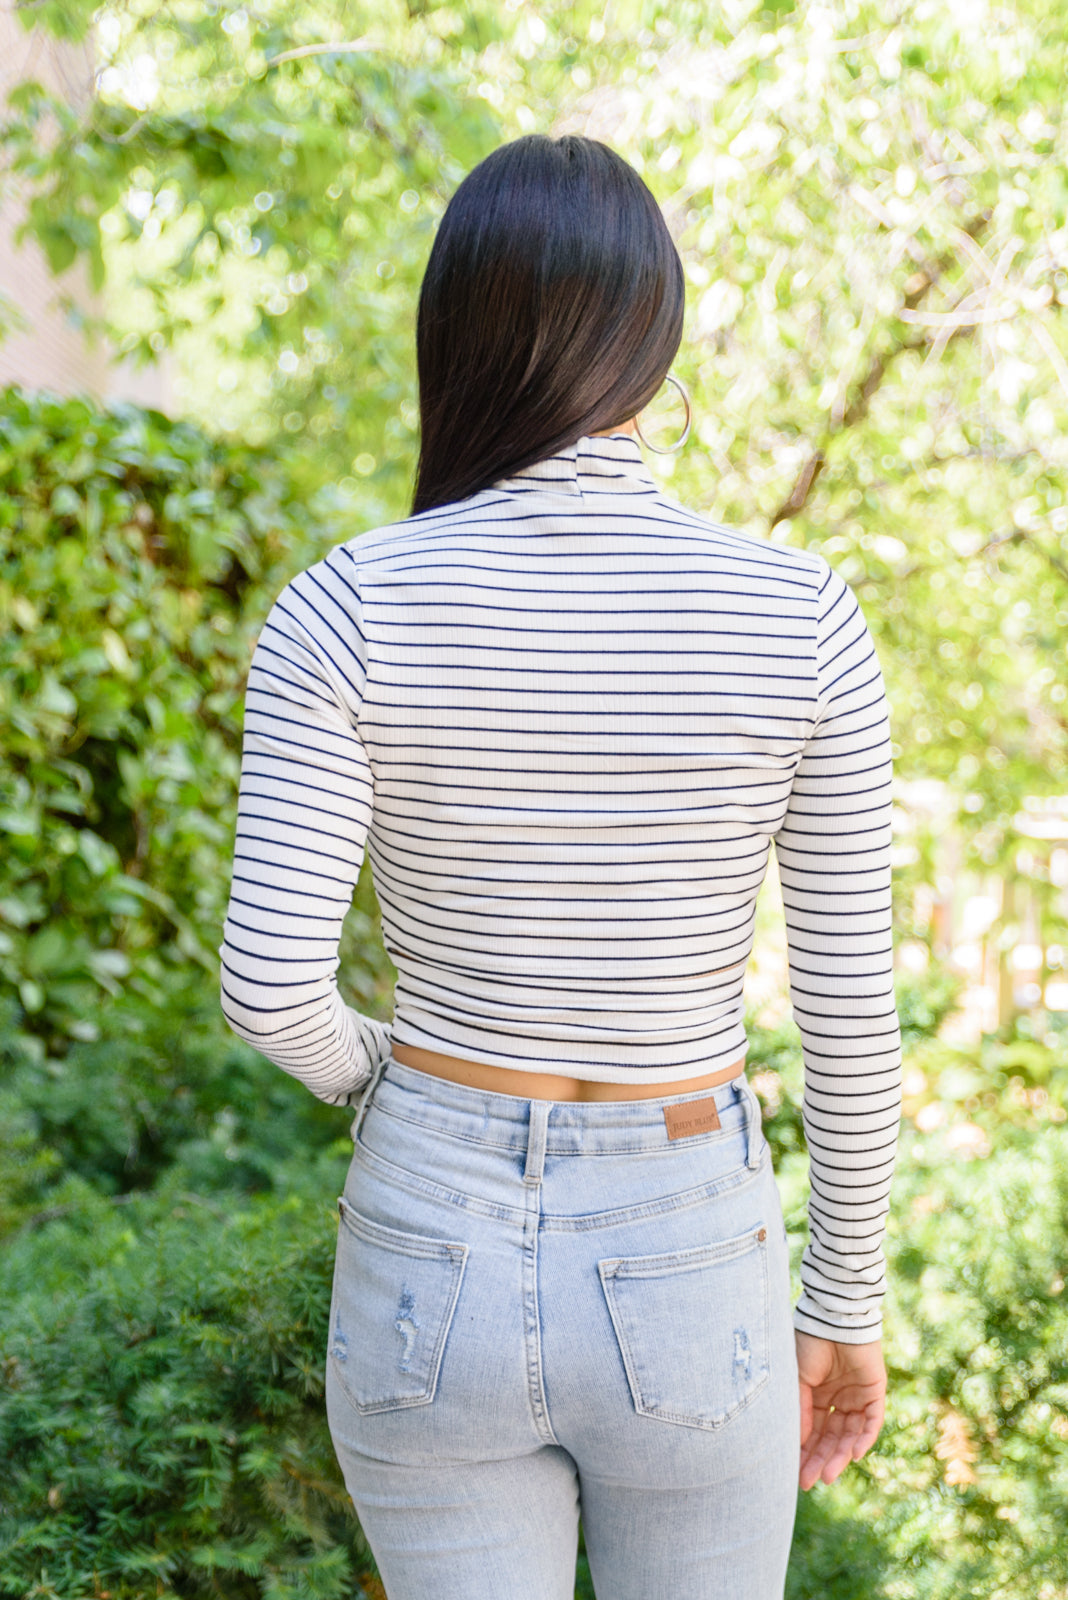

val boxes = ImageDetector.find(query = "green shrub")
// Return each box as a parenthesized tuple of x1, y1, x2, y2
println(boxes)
(0, 985, 364, 1236)
(0, 1172, 370, 1600)
(784, 1122, 1068, 1600)
(749, 971, 1068, 1599)
(0, 387, 392, 1061)
(873, 1123, 1068, 1598)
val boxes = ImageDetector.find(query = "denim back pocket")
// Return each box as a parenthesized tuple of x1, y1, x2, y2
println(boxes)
(329, 1195, 469, 1415)
(598, 1225, 770, 1431)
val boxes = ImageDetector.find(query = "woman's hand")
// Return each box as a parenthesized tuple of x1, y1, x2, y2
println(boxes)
(795, 1330, 886, 1490)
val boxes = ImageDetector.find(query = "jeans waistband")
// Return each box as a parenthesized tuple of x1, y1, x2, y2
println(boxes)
(351, 1055, 764, 1175)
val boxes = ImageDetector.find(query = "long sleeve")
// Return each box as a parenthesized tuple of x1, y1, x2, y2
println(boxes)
(773, 559, 902, 1343)
(219, 555, 391, 1105)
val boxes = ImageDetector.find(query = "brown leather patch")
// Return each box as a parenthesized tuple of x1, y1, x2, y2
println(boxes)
(663, 1096, 722, 1140)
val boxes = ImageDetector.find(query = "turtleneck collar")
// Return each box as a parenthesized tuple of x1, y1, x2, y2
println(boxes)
(492, 432, 659, 497)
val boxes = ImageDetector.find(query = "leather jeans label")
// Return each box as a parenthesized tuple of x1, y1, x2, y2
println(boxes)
(663, 1096, 722, 1140)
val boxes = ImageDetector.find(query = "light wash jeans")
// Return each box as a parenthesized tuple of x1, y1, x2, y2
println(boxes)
(325, 1057, 801, 1599)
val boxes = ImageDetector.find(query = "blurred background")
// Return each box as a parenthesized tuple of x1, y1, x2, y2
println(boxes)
(1, 2, 1067, 1598)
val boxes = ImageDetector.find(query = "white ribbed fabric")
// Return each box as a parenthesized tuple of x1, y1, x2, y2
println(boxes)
(221, 432, 902, 1341)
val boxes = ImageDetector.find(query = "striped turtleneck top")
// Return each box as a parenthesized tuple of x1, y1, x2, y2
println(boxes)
(221, 431, 902, 1342)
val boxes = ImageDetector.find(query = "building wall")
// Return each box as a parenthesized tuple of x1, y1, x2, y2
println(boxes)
(0, 0, 169, 408)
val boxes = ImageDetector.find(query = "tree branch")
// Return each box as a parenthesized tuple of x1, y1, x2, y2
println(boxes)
(264, 38, 378, 68)
(772, 449, 826, 524)
(1017, 530, 1068, 588)
(768, 210, 991, 531)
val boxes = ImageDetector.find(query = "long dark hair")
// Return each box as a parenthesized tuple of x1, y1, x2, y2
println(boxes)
(412, 134, 685, 515)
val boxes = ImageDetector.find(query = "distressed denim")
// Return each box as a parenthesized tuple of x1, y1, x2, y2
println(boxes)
(325, 1058, 800, 1599)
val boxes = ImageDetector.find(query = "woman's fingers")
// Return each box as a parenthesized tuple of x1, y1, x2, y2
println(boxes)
(800, 1403, 848, 1489)
(798, 1380, 814, 1446)
(850, 1397, 886, 1460)
(799, 1397, 883, 1489)
(818, 1408, 868, 1485)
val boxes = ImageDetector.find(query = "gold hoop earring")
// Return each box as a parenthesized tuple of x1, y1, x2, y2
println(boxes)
(634, 373, 692, 455)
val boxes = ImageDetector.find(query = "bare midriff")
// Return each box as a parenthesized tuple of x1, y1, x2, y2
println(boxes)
(390, 1043, 747, 1103)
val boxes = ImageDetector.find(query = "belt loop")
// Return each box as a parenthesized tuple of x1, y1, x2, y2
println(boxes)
(524, 1099, 550, 1185)
(741, 1078, 763, 1169)
(349, 1052, 389, 1145)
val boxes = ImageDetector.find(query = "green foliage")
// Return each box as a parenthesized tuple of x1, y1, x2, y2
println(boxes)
(0, 387, 393, 1057)
(0, 988, 354, 1233)
(798, 1124, 1068, 1600)
(5, 0, 1068, 970)
(750, 964, 1068, 1196)
(896, 968, 968, 1053)
(1, 1176, 368, 1600)
(904, 1011, 1068, 1142)
(0, 0, 499, 505)
(0, 380, 399, 1592)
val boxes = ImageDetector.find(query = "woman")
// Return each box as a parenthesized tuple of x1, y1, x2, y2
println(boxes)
(221, 133, 902, 1599)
